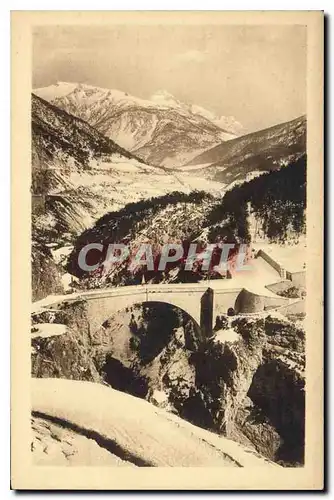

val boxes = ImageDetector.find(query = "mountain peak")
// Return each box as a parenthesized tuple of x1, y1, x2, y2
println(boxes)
(150, 89, 183, 108)
(151, 89, 176, 99)
(34, 81, 78, 101)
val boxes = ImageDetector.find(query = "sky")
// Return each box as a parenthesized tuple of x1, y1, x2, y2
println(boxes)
(33, 24, 306, 133)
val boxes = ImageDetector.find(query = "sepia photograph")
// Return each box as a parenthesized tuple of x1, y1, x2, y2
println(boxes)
(11, 10, 324, 490)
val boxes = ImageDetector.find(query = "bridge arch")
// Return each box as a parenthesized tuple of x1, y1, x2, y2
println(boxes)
(116, 300, 204, 352)
(99, 299, 202, 336)
(77, 296, 205, 352)
(80, 287, 205, 336)
(131, 299, 201, 326)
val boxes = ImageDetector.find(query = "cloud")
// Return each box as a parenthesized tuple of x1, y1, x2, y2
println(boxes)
(175, 50, 207, 63)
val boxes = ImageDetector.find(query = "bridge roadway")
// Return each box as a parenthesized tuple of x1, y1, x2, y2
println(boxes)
(32, 281, 289, 338)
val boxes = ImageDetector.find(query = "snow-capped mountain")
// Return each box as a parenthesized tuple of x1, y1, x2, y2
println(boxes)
(190, 104, 244, 136)
(150, 89, 244, 135)
(34, 82, 244, 168)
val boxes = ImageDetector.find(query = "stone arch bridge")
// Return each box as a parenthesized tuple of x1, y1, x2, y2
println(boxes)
(42, 283, 288, 340)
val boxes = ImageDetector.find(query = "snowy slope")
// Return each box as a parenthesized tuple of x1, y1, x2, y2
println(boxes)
(34, 82, 243, 167)
(32, 415, 134, 466)
(31, 377, 279, 467)
(184, 115, 306, 184)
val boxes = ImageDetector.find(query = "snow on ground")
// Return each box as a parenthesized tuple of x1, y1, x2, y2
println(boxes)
(31, 323, 67, 339)
(217, 255, 283, 297)
(35, 82, 156, 111)
(61, 273, 76, 292)
(223, 171, 266, 192)
(43, 168, 191, 235)
(32, 378, 279, 467)
(31, 273, 286, 317)
(214, 328, 240, 344)
(32, 416, 134, 466)
(34, 82, 78, 101)
(177, 173, 226, 194)
(32, 294, 72, 313)
(252, 239, 306, 273)
(112, 116, 159, 151)
(65, 164, 200, 223)
(108, 154, 157, 170)
(34, 212, 57, 229)
(99, 161, 141, 173)
(69, 171, 117, 187)
(150, 389, 169, 407)
(51, 245, 74, 265)
(179, 163, 214, 171)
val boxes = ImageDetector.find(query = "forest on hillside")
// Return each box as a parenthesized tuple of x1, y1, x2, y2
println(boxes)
(67, 190, 212, 278)
(206, 155, 306, 243)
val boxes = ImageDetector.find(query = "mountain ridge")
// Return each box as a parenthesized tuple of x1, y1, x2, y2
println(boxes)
(182, 115, 306, 185)
(186, 115, 306, 165)
(34, 82, 244, 167)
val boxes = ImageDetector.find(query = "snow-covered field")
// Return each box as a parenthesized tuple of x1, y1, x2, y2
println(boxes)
(178, 162, 213, 172)
(31, 378, 279, 467)
(177, 173, 226, 194)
